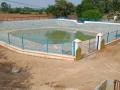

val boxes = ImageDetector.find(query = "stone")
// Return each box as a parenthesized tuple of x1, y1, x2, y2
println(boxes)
(11, 67, 21, 73)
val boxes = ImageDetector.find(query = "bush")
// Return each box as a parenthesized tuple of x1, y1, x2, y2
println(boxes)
(81, 9, 102, 19)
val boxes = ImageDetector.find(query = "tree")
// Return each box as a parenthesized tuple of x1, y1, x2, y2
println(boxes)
(76, 4, 82, 17)
(76, 0, 97, 18)
(81, 9, 102, 19)
(112, 0, 120, 12)
(96, 0, 112, 13)
(1, 2, 10, 12)
(13, 8, 22, 13)
(66, 2, 75, 14)
(75, 0, 114, 19)
(46, 5, 56, 15)
(47, 0, 75, 17)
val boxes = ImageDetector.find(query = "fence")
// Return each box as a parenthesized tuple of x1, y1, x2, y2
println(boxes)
(102, 30, 120, 44)
(78, 38, 97, 57)
(0, 32, 73, 56)
(0, 30, 120, 57)
(0, 19, 120, 57)
(0, 31, 98, 56)
(78, 30, 120, 57)
(78, 18, 99, 23)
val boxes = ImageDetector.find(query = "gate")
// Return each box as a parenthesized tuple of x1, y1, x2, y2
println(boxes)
(79, 38, 97, 58)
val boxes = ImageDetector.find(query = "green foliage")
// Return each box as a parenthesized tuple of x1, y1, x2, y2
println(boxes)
(47, 0, 75, 17)
(112, 0, 120, 12)
(46, 5, 56, 15)
(1, 2, 11, 12)
(81, 0, 96, 11)
(45, 30, 71, 44)
(75, 47, 81, 61)
(76, 4, 82, 17)
(0, 1, 46, 14)
(92, 0, 113, 13)
(74, 31, 95, 41)
(81, 9, 102, 19)
(76, 0, 120, 19)
(76, 0, 98, 18)
(0, 0, 120, 17)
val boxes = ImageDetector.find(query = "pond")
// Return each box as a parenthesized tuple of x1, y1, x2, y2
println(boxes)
(10, 28, 95, 44)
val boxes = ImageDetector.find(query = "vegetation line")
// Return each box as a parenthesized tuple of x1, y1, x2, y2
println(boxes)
(0, 0, 120, 20)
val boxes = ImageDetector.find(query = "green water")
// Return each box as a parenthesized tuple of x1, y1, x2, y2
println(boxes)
(10, 28, 95, 44)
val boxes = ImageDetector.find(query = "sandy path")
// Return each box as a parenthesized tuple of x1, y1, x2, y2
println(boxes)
(0, 41, 120, 90)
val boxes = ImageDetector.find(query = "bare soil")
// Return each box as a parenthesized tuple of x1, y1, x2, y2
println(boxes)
(0, 41, 120, 90)
(0, 13, 76, 21)
(0, 13, 51, 21)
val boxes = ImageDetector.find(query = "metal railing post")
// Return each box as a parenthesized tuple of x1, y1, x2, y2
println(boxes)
(107, 32, 109, 43)
(8, 33, 10, 44)
(89, 39, 90, 51)
(72, 41, 75, 56)
(22, 35, 24, 49)
(116, 30, 118, 39)
(61, 43, 64, 54)
(46, 40, 48, 53)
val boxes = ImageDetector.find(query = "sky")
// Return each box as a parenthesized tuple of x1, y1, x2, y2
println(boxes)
(0, 0, 82, 8)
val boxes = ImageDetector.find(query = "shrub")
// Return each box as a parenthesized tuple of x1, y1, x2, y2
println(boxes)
(81, 9, 102, 19)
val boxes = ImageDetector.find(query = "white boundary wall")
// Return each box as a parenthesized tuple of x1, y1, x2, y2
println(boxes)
(58, 19, 83, 25)
(95, 80, 114, 90)
(84, 21, 120, 25)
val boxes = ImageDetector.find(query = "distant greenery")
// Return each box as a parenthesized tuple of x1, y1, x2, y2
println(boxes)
(76, 0, 120, 19)
(1, 2, 10, 12)
(45, 30, 71, 44)
(0, 0, 75, 16)
(46, 0, 75, 17)
(74, 31, 95, 41)
(0, 2, 46, 14)
(81, 9, 102, 19)
(0, 0, 120, 19)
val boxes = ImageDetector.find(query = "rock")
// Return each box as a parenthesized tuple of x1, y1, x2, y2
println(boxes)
(11, 67, 21, 73)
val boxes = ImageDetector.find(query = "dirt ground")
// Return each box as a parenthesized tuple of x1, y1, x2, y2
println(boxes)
(0, 13, 51, 20)
(0, 41, 120, 90)
(0, 13, 76, 21)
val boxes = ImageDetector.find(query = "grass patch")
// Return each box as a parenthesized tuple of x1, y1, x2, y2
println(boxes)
(45, 30, 71, 44)
(74, 31, 95, 41)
